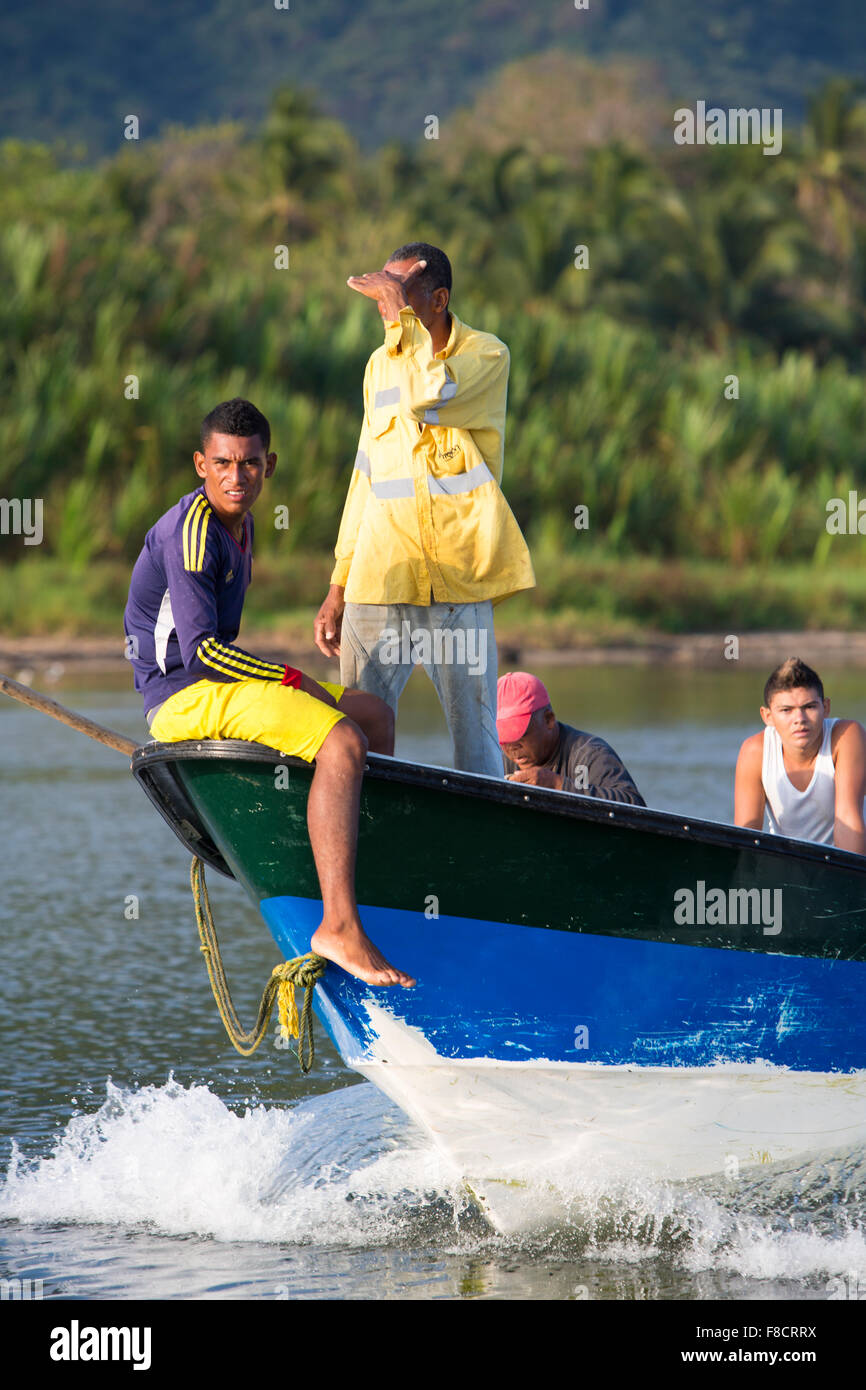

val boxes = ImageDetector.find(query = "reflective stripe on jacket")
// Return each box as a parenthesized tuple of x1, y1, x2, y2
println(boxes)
(331, 307, 535, 605)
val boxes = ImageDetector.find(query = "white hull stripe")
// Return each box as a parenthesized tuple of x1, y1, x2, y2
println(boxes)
(153, 588, 175, 674)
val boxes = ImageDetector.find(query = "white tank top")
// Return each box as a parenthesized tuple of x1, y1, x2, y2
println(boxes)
(761, 718, 837, 844)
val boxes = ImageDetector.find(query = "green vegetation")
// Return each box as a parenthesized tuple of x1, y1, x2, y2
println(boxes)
(2, 59, 866, 638)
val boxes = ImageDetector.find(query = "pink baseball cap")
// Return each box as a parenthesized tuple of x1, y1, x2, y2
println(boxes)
(496, 672, 551, 744)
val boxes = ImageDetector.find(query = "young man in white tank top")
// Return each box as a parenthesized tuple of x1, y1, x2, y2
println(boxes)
(734, 657, 866, 853)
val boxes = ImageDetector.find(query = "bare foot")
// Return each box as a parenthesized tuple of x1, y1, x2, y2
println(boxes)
(311, 920, 416, 987)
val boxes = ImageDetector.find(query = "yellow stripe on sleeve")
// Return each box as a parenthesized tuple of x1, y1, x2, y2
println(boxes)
(207, 641, 285, 680)
(199, 638, 285, 681)
(196, 507, 211, 572)
(196, 643, 243, 679)
(207, 640, 285, 679)
(183, 495, 207, 572)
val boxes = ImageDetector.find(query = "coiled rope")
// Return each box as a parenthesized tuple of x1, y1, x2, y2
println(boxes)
(190, 856, 327, 1073)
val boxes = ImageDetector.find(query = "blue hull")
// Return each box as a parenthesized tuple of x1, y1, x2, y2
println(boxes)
(260, 895, 866, 1073)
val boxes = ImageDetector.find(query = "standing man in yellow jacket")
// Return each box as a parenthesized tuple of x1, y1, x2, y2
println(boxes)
(314, 242, 535, 775)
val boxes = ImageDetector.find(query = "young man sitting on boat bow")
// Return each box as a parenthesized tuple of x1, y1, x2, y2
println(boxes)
(124, 397, 415, 987)
(734, 657, 866, 853)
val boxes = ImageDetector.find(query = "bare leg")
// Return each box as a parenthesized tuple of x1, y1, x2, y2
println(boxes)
(307, 718, 415, 986)
(336, 689, 395, 754)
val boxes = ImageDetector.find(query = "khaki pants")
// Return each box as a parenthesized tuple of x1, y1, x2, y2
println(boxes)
(340, 600, 503, 777)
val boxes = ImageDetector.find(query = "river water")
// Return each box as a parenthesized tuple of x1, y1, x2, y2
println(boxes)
(1, 661, 865, 1302)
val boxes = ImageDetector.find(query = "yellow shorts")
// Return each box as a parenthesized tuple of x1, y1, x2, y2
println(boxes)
(149, 677, 346, 762)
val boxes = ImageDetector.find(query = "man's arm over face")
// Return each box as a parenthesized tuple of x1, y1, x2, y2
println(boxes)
(384, 308, 509, 435)
(833, 719, 866, 854)
(734, 732, 766, 829)
(163, 522, 286, 684)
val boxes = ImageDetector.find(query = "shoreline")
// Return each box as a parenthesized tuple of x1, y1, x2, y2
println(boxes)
(3, 628, 866, 684)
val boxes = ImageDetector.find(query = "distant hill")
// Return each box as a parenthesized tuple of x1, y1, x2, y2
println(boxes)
(3, 0, 866, 158)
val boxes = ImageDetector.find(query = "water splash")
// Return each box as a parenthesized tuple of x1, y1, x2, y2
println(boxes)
(1, 1078, 477, 1247)
(2, 1077, 864, 1294)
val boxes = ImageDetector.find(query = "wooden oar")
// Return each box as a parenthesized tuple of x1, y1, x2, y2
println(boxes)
(0, 672, 139, 758)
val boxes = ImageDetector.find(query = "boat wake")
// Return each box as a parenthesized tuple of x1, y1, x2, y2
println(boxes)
(2, 1077, 865, 1292)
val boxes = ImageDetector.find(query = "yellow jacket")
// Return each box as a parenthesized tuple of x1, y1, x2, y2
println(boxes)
(330, 306, 535, 605)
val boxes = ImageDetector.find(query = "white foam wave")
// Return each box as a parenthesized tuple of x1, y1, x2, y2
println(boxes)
(0, 1078, 468, 1247)
(2, 1077, 864, 1288)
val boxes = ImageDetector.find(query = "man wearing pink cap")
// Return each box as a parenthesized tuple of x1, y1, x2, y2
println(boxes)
(496, 672, 645, 803)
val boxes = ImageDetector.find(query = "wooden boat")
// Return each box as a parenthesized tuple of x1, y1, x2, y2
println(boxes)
(133, 738, 866, 1234)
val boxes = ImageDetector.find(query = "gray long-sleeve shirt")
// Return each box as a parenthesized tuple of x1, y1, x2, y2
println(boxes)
(503, 722, 646, 805)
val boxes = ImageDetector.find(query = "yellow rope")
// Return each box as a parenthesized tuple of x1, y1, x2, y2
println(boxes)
(190, 856, 327, 1073)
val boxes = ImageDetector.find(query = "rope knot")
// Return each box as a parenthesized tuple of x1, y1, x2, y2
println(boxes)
(272, 954, 328, 990)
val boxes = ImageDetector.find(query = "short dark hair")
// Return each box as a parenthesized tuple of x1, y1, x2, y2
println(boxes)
(387, 241, 452, 298)
(764, 657, 824, 706)
(201, 398, 271, 452)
